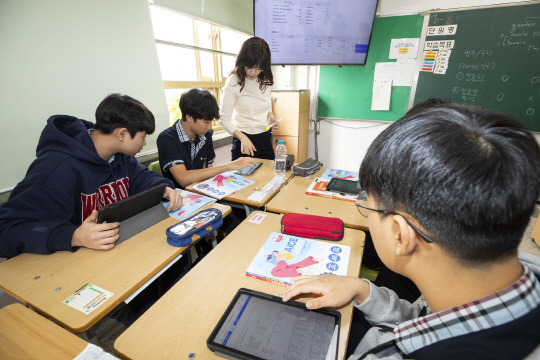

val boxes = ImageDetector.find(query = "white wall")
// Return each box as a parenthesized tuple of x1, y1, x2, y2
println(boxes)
(0, 0, 168, 191)
(271, 0, 540, 171)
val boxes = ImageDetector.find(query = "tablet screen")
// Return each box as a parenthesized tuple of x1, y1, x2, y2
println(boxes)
(235, 162, 263, 176)
(326, 178, 358, 196)
(207, 288, 340, 360)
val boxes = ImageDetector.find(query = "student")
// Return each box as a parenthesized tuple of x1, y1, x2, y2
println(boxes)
(0, 93, 183, 258)
(220, 36, 280, 161)
(282, 103, 540, 359)
(157, 88, 257, 188)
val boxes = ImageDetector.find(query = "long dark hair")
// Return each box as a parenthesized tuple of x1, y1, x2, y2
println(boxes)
(232, 37, 273, 92)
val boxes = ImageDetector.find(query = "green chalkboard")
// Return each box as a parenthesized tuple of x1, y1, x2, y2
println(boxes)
(413, 3, 540, 132)
(317, 15, 424, 121)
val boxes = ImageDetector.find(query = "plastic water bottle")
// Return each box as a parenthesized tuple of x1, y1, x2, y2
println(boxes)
(275, 140, 287, 178)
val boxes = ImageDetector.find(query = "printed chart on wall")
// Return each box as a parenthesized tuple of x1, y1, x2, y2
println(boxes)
(413, 3, 540, 132)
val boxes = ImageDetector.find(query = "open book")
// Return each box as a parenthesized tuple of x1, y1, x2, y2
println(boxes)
(190, 171, 255, 199)
(163, 189, 216, 220)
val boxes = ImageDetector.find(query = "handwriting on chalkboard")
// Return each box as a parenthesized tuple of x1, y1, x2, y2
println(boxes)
(415, 4, 540, 131)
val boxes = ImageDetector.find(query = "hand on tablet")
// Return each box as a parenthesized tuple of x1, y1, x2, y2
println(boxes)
(163, 186, 183, 211)
(230, 157, 258, 171)
(72, 210, 120, 250)
(281, 275, 371, 310)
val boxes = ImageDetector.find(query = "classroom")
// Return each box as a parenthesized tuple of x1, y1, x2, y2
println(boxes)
(1, 0, 540, 359)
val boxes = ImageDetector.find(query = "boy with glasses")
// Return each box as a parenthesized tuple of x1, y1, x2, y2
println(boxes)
(282, 102, 540, 359)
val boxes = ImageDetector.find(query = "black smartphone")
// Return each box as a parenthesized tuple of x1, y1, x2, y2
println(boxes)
(326, 177, 358, 195)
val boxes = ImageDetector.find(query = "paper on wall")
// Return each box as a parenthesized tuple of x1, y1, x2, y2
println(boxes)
(393, 59, 417, 86)
(389, 38, 419, 59)
(371, 80, 392, 111)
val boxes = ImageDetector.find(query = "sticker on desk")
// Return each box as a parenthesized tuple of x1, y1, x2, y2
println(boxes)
(63, 283, 113, 315)
(249, 213, 267, 224)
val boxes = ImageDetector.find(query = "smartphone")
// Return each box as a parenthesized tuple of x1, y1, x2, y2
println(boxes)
(326, 177, 358, 195)
(235, 162, 263, 176)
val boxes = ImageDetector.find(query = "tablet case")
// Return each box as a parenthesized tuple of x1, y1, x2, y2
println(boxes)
(293, 158, 322, 177)
(281, 213, 344, 241)
(97, 184, 168, 244)
(166, 208, 223, 247)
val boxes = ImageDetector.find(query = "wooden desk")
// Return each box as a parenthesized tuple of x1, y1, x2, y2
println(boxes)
(187, 158, 292, 210)
(266, 168, 369, 230)
(115, 211, 365, 360)
(0, 203, 231, 333)
(0, 303, 87, 359)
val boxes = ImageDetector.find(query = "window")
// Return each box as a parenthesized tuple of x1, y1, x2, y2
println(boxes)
(149, 4, 249, 129)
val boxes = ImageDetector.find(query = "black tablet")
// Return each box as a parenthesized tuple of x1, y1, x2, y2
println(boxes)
(235, 162, 263, 176)
(326, 178, 358, 196)
(207, 288, 340, 360)
(97, 184, 168, 244)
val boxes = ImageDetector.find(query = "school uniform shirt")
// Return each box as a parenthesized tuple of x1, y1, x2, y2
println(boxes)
(0, 115, 173, 258)
(157, 120, 215, 188)
(349, 252, 540, 360)
(219, 74, 272, 135)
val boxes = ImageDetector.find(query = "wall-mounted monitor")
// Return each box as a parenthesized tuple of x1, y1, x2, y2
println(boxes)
(254, 0, 379, 65)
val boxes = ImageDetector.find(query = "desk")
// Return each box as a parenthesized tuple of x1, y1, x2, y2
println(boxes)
(115, 211, 365, 360)
(0, 203, 231, 334)
(0, 303, 87, 359)
(186, 158, 292, 213)
(266, 168, 368, 230)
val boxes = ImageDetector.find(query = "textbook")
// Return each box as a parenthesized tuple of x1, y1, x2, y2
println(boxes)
(163, 189, 216, 220)
(305, 168, 358, 202)
(246, 232, 351, 287)
(191, 171, 255, 199)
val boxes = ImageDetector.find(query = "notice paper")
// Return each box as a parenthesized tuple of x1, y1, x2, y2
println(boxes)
(371, 80, 392, 111)
(64, 283, 113, 315)
(389, 38, 419, 59)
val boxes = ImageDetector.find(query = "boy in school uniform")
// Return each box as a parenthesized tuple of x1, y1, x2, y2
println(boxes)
(282, 102, 540, 359)
(157, 88, 257, 189)
(0, 93, 183, 258)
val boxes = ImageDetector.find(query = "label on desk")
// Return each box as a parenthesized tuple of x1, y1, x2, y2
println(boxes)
(64, 283, 113, 315)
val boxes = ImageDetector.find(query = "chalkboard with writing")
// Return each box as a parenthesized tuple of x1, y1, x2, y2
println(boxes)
(413, 2, 540, 132)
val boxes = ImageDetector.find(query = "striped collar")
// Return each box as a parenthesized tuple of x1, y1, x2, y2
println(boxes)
(394, 265, 540, 354)
(175, 120, 205, 162)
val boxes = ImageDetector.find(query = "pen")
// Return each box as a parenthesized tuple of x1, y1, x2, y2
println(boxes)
(265, 117, 282, 131)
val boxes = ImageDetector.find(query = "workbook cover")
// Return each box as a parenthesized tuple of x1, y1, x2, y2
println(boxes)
(162, 189, 216, 220)
(305, 168, 358, 202)
(246, 232, 351, 287)
(191, 171, 255, 199)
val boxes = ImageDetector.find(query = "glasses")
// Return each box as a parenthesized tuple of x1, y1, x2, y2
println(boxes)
(355, 191, 435, 243)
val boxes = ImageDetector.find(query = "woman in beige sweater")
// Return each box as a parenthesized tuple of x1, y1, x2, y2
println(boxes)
(220, 37, 280, 160)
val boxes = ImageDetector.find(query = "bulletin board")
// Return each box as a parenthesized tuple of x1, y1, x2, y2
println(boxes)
(317, 14, 424, 121)
(412, 2, 540, 132)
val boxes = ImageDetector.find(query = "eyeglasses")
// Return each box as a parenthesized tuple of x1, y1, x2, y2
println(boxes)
(355, 191, 435, 243)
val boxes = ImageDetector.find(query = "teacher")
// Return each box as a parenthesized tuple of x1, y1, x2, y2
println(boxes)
(220, 37, 279, 161)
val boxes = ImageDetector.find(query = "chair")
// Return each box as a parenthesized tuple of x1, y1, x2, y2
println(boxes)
(148, 161, 162, 175)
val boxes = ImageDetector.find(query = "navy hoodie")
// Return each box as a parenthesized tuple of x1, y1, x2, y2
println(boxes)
(0, 115, 173, 257)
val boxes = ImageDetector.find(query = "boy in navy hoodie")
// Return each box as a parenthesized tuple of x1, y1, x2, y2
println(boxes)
(0, 93, 183, 258)
(282, 102, 540, 359)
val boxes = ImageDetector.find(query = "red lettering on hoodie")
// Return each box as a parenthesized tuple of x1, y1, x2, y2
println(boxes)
(81, 177, 130, 221)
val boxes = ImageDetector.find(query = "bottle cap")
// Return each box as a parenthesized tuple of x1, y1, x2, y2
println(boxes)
(278, 140, 284, 145)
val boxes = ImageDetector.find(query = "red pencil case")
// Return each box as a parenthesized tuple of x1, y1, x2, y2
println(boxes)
(280, 213, 344, 241)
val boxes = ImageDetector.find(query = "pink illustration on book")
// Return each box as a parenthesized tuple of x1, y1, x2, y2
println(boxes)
(264, 251, 325, 278)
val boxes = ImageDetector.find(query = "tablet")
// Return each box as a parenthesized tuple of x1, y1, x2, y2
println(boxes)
(97, 183, 168, 244)
(235, 162, 263, 176)
(207, 288, 340, 360)
(326, 178, 358, 196)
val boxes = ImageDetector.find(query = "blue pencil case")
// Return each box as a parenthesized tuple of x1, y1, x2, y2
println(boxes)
(166, 208, 223, 247)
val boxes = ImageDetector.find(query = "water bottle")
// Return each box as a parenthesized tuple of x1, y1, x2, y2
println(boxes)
(275, 140, 287, 178)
